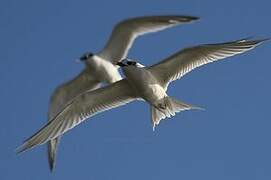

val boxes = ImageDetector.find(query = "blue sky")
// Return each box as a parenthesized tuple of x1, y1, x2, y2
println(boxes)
(0, 0, 270, 179)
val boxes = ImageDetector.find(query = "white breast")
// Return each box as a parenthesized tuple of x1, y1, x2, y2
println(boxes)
(123, 66, 167, 102)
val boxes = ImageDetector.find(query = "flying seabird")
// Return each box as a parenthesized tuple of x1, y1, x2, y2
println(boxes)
(18, 38, 267, 165)
(46, 15, 199, 171)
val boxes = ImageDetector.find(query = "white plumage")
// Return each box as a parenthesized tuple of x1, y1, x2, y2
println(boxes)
(17, 38, 267, 155)
(46, 15, 199, 171)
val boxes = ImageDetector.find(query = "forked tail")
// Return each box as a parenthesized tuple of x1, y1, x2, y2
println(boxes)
(151, 96, 203, 130)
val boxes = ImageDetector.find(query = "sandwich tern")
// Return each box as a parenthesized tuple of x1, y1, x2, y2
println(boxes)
(46, 15, 199, 171)
(18, 38, 267, 163)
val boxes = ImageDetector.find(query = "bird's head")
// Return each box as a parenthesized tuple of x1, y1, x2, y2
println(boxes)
(78, 52, 94, 63)
(117, 58, 145, 68)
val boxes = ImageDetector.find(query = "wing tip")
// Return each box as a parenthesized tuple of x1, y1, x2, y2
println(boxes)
(186, 15, 200, 21)
(16, 138, 38, 154)
(15, 142, 28, 154)
(170, 15, 200, 23)
(192, 106, 205, 111)
(243, 37, 270, 48)
(254, 37, 270, 44)
(208, 37, 270, 48)
(47, 141, 57, 172)
(238, 37, 270, 44)
(48, 158, 55, 172)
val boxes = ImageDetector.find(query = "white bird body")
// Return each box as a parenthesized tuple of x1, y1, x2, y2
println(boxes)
(123, 65, 166, 104)
(18, 38, 268, 169)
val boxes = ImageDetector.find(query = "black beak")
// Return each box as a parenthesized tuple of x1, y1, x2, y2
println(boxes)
(79, 57, 87, 62)
(117, 61, 126, 67)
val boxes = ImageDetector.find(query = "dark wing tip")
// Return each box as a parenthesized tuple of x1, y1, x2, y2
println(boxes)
(169, 15, 200, 23)
(48, 158, 55, 172)
(119, 15, 200, 26)
(47, 143, 57, 172)
(238, 37, 270, 43)
(182, 15, 200, 21)
(242, 37, 270, 46)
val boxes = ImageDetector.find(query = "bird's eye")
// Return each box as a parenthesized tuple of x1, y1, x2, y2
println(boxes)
(87, 53, 93, 58)
(127, 61, 132, 65)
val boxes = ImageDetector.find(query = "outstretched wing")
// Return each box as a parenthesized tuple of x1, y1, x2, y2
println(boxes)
(48, 68, 100, 120)
(47, 68, 100, 171)
(99, 15, 199, 64)
(149, 38, 268, 88)
(17, 80, 137, 153)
